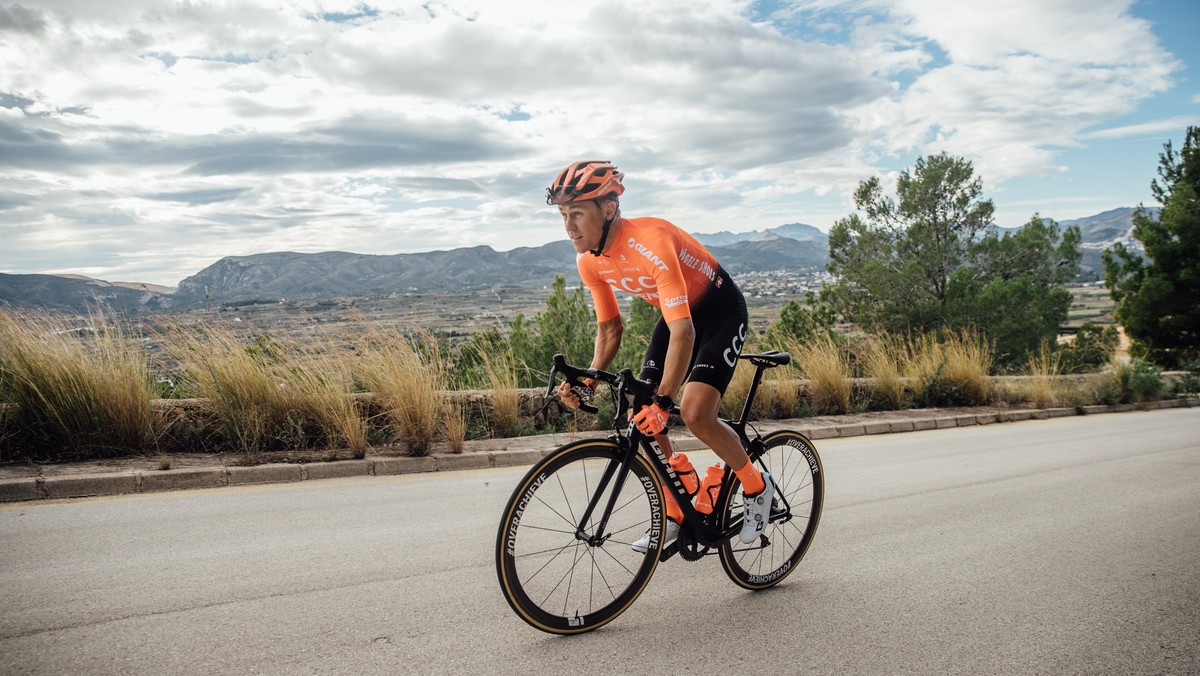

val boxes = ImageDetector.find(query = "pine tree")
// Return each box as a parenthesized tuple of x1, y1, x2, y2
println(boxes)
(1104, 126, 1200, 368)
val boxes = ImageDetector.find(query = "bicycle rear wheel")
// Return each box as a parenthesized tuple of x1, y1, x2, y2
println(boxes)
(718, 430, 824, 590)
(495, 439, 664, 634)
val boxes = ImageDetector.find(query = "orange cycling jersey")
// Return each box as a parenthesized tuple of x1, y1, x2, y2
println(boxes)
(577, 217, 723, 324)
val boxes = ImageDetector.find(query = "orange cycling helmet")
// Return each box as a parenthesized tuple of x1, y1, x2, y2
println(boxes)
(545, 160, 625, 206)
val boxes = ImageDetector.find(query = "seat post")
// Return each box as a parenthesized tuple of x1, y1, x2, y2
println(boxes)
(737, 363, 767, 425)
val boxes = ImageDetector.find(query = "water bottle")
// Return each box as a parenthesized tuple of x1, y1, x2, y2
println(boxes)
(694, 463, 724, 514)
(668, 452, 699, 496)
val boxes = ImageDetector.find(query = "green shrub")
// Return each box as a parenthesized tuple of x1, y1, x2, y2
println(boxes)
(1108, 358, 1163, 404)
(1058, 323, 1119, 373)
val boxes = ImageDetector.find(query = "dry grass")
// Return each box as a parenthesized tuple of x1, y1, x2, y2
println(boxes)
(442, 398, 468, 453)
(1027, 341, 1061, 408)
(167, 322, 366, 457)
(857, 333, 906, 409)
(358, 328, 446, 456)
(478, 346, 523, 438)
(786, 333, 851, 415)
(902, 330, 993, 406)
(942, 329, 993, 404)
(289, 349, 368, 458)
(0, 309, 157, 460)
(756, 366, 801, 419)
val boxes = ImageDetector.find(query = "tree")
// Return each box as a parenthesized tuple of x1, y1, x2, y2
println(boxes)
(944, 216, 1081, 366)
(826, 153, 996, 333)
(532, 275, 595, 375)
(824, 153, 1082, 368)
(1104, 126, 1200, 368)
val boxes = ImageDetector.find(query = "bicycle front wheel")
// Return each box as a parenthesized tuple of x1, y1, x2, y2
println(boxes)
(718, 429, 824, 590)
(495, 439, 664, 634)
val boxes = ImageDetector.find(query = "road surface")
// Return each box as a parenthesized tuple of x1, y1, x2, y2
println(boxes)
(2, 408, 1198, 674)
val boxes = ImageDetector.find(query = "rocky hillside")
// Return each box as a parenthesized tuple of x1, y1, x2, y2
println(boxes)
(1058, 207, 1155, 280)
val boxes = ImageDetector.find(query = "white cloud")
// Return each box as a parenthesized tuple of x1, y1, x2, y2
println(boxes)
(0, 0, 1189, 285)
(1081, 115, 1200, 141)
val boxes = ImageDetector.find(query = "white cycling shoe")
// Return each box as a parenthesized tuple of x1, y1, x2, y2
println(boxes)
(739, 472, 775, 544)
(631, 519, 680, 553)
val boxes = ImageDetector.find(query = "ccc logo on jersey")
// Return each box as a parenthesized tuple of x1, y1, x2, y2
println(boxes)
(604, 276, 657, 295)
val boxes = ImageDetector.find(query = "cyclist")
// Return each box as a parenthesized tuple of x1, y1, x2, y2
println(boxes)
(548, 160, 774, 550)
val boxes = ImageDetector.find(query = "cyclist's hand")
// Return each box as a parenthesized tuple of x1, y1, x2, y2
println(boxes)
(633, 402, 669, 436)
(557, 378, 595, 410)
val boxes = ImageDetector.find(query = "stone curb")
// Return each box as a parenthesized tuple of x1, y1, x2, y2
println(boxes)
(2, 399, 1197, 503)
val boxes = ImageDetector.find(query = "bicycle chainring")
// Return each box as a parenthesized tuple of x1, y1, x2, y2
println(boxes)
(677, 536, 709, 561)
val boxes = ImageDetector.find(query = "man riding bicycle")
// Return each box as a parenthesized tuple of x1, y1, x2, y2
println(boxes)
(548, 160, 774, 550)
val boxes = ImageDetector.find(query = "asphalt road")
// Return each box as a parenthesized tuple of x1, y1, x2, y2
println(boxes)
(2, 408, 1198, 675)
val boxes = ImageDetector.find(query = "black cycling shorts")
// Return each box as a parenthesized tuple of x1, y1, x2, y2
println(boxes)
(639, 267, 748, 396)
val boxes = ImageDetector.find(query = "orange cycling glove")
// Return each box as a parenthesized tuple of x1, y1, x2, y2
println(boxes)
(633, 402, 670, 436)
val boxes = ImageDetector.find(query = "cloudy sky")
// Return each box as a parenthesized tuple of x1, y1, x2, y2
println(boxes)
(1, 0, 1197, 287)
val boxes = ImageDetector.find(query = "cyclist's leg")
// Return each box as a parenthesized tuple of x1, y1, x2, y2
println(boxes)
(678, 382, 753, 476)
(679, 274, 762, 492)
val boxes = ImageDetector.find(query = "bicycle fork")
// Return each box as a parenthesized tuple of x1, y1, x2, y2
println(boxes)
(571, 440, 639, 548)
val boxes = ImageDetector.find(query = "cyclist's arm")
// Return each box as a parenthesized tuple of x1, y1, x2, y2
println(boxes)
(590, 315, 623, 371)
(657, 317, 695, 400)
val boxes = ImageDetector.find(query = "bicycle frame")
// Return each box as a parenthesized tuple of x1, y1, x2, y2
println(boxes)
(547, 352, 794, 557)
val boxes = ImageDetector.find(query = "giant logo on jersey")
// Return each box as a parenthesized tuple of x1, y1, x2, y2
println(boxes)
(628, 237, 670, 272)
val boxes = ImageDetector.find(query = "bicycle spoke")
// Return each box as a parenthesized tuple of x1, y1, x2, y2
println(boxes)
(555, 471, 579, 532)
(519, 539, 578, 585)
(543, 541, 587, 612)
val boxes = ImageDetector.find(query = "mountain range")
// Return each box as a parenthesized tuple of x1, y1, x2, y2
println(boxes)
(0, 208, 1154, 312)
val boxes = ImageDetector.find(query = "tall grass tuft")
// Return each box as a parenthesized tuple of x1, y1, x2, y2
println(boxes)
(286, 347, 368, 458)
(786, 333, 851, 415)
(903, 330, 992, 407)
(168, 323, 366, 457)
(757, 365, 801, 419)
(358, 328, 446, 456)
(479, 346, 523, 438)
(0, 309, 157, 461)
(942, 329, 993, 404)
(442, 397, 468, 453)
(1027, 341, 1061, 408)
(858, 333, 906, 410)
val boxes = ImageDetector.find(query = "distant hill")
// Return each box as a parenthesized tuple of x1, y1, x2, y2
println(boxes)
(0, 208, 1158, 310)
(0, 273, 172, 313)
(55, 275, 176, 295)
(693, 222, 827, 248)
(707, 232, 829, 274)
(171, 241, 579, 304)
(1055, 207, 1155, 280)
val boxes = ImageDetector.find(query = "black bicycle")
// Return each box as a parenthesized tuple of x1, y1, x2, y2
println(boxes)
(495, 351, 824, 634)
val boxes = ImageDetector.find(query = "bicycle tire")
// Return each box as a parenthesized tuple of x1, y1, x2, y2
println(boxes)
(717, 429, 824, 590)
(495, 439, 664, 634)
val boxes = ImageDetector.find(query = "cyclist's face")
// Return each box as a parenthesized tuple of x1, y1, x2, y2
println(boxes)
(560, 200, 615, 254)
